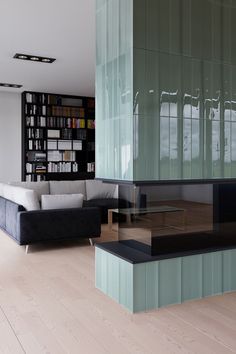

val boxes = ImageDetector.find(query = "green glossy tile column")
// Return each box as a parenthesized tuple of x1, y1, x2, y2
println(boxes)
(96, 0, 134, 181)
(96, 0, 236, 182)
(96, 247, 236, 313)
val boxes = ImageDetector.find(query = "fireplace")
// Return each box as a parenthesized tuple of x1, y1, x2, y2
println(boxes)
(117, 182, 236, 257)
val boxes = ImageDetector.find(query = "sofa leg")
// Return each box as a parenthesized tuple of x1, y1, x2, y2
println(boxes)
(25, 245, 29, 254)
(89, 238, 94, 246)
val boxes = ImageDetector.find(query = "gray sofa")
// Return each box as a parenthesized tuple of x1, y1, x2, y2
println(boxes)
(0, 180, 119, 247)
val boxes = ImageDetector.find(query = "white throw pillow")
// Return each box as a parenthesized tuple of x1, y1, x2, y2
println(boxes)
(0, 182, 4, 197)
(86, 180, 116, 200)
(49, 180, 86, 199)
(9, 181, 49, 201)
(41, 193, 83, 210)
(3, 185, 40, 211)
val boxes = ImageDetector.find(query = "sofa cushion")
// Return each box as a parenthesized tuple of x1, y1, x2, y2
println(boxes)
(84, 198, 119, 223)
(49, 180, 86, 199)
(86, 180, 117, 201)
(0, 197, 6, 229)
(41, 193, 84, 210)
(2, 185, 40, 211)
(9, 181, 49, 201)
(5, 200, 25, 240)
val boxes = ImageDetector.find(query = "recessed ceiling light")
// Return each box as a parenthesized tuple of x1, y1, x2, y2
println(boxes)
(13, 53, 56, 63)
(18, 55, 27, 59)
(0, 82, 22, 88)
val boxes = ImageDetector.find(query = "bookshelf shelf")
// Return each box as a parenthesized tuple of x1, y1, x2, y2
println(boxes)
(22, 91, 95, 182)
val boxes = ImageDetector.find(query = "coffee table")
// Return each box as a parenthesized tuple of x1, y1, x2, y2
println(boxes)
(108, 206, 187, 231)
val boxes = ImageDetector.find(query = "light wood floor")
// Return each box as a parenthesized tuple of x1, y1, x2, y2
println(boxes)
(0, 226, 235, 354)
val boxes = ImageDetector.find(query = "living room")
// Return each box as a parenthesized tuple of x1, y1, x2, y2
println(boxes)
(0, 0, 236, 353)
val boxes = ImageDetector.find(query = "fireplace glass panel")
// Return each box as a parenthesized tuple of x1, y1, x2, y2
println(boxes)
(117, 183, 236, 256)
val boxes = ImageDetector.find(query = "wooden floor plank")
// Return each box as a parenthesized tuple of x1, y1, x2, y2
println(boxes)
(0, 307, 25, 354)
(0, 227, 236, 354)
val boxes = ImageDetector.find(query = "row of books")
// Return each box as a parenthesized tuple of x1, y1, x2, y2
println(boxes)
(27, 128, 44, 139)
(25, 93, 94, 109)
(28, 140, 46, 151)
(26, 116, 46, 127)
(61, 128, 72, 139)
(26, 163, 46, 174)
(48, 95, 64, 105)
(51, 129, 87, 140)
(47, 117, 86, 128)
(48, 95, 83, 107)
(47, 150, 77, 162)
(47, 140, 83, 151)
(26, 174, 46, 182)
(26, 116, 94, 131)
(76, 129, 87, 140)
(25, 104, 46, 116)
(49, 106, 85, 118)
(87, 162, 95, 172)
(48, 162, 78, 173)
(27, 152, 46, 162)
(25, 162, 95, 174)
(26, 93, 47, 105)
(87, 120, 95, 129)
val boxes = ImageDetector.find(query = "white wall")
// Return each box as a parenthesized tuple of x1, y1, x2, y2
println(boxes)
(141, 185, 182, 202)
(181, 184, 213, 204)
(0, 92, 21, 182)
(139, 184, 213, 204)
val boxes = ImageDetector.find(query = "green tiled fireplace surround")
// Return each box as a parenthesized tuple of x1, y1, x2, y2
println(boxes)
(96, 0, 236, 182)
(95, 247, 236, 313)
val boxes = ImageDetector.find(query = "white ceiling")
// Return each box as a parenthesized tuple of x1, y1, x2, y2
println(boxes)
(0, 0, 95, 96)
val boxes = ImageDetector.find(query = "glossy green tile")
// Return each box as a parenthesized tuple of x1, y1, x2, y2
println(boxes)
(145, 262, 159, 310)
(223, 249, 236, 293)
(202, 252, 223, 297)
(133, 115, 160, 181)
(181, 255, 202, 301)
(158, 258, 182, 307)
(107, 252, 119, 301)
(133, 0, 146, 49)
(96, 247, 236, 313)
(133, 263, 146, 312)
(119, 258, 134, 311)
(96, 0, 236, 182)
(191, 59, 202, 119)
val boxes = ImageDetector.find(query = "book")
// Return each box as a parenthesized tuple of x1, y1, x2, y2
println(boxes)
(48, 130, 60, 138)
(47, 140, 57, 150)
(73, 140, 83, 151)
(87, 120, 95, 129)
(58, 140, 72, 150)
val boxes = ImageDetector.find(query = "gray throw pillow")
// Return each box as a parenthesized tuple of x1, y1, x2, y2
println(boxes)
(41, 193, 83, 210)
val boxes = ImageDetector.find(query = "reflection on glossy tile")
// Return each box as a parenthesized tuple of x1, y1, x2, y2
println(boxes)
(96, 0, 236, 181)
(96, 0, 133, 180)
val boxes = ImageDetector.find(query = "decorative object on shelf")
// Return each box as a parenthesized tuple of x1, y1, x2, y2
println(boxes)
(22, 91, 95, 181)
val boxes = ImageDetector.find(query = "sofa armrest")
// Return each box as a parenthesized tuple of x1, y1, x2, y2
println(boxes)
(17, 207, 101, 245)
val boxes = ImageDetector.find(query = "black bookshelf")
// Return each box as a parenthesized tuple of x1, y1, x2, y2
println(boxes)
(22, 91, 95, 181)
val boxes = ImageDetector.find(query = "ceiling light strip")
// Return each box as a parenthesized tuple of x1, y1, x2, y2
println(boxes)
(0, 83, 22, 88)
(13, 53, 56, 63)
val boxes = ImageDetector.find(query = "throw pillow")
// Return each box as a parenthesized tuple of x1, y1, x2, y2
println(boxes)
(41, 193, 83, 210)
